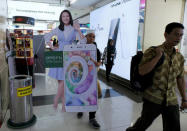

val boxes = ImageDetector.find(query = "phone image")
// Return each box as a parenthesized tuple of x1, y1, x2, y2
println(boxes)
(63, 44, 98, 112)
(108, 18, 120, 48)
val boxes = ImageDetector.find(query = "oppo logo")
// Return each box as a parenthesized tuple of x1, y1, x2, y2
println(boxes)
(111, 0, 131, 8)
(111, 2, 121, 7)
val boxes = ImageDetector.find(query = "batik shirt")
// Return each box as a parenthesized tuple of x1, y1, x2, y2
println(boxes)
(139, 44, 185, 106)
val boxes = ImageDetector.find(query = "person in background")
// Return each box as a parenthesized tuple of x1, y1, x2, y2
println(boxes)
(102, 39, 116, 82)
(126, 22, 187, 131)
(44, 10, 85, 112)
(77, 30, 101, 129)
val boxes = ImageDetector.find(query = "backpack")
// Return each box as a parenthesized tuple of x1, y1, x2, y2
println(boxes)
(130, 47, 165, 92)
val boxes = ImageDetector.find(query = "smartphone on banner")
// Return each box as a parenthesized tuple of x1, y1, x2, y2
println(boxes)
(107, 18, 120, 48)
(63, 44, 98, 112)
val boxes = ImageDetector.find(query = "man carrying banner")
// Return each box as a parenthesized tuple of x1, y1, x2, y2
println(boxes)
(77, 30, 101, 129)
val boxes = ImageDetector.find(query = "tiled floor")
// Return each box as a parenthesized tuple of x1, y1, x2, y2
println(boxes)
(1, 73, 187, 131)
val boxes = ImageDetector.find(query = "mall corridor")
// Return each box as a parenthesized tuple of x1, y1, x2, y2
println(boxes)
(1, 0, 187, 131)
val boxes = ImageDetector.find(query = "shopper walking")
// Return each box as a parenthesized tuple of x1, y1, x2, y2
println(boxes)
(126, 22, 187, 131)
(44, 10, 85, 111)
(102, 39, 116, 82)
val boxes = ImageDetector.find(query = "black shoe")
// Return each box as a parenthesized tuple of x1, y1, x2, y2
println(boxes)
(106, 77, 110, 82)
(77, 112, 83, 119)
(98, 94, 102, 99)
(89, 118, 100, 129)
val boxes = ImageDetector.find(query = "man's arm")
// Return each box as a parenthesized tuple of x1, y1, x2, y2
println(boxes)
(177, 77, 187, 109)
(139, 47, 163, 76)
(90, 58, 101, 67)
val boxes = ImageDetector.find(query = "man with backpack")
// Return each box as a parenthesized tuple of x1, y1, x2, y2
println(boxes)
(126, 22, 187, 131)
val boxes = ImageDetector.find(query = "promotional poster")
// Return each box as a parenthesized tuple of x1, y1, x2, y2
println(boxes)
(63, 44, 97, 112)
(90, 0, 140, 80)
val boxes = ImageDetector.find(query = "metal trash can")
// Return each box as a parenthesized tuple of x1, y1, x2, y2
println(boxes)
(7, 75, 36, 129)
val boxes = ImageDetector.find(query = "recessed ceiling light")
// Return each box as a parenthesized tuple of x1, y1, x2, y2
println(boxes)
(70, 0, 77, 4)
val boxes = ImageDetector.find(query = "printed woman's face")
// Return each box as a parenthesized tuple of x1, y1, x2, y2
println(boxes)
(62, 12, 70, 25)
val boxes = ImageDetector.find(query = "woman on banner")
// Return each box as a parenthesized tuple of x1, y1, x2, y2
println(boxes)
(44, 10, 86, 111)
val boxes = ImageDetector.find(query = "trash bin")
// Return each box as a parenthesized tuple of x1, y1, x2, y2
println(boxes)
(7, 75, 36, 129)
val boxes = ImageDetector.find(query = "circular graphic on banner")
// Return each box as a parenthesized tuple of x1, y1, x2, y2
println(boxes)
(65, 55, 95, 95)
(68, 66, 82, 84)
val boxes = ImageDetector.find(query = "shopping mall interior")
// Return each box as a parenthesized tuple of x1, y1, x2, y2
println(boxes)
(0, 0, 187, 131)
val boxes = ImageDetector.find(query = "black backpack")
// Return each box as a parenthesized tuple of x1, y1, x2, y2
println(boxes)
(130, 47, 165, 92)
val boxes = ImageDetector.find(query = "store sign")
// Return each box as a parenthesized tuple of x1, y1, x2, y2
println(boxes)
(44, 51, 63, 68)
(13, 16, 35, 25)
(8, 1, 64, 21)
(111, 0, 131, 8)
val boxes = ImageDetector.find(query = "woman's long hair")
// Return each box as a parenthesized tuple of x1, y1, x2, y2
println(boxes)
(107, 39, 113, 46)
(107, 39, 115, 53)
(58, 10, 73, 31)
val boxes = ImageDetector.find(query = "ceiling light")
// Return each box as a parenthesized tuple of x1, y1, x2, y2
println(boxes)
(64, 0, 71, 7)
(70, 0, 77, 4)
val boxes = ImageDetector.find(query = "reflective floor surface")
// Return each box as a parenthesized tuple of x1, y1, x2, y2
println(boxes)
(1, 72, 187, 131)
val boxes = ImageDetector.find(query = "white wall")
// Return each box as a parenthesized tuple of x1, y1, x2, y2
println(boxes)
(143, 0, 185, 51)
(181, 1, 187, 66)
